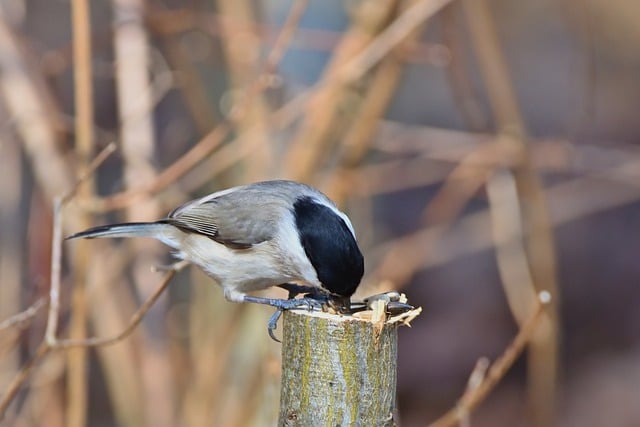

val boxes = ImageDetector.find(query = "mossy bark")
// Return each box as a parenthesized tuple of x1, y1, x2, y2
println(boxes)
(279, 310, 398, 427)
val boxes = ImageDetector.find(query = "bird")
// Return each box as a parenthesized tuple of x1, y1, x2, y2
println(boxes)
(66, 180, 365, 316)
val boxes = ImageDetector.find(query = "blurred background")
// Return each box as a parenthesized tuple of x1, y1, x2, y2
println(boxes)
(1, 0, 639, 426)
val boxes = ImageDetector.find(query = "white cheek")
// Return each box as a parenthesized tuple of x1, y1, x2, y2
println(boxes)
(277, 213, 321, 287)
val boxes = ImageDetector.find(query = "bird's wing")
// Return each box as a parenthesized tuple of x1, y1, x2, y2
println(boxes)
(164, 189, 283, 249)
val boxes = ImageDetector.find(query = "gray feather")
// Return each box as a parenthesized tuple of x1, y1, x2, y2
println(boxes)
(65, 222, 171, 240)
(165, 180, 324, 247)
(68, 180, 337, 250)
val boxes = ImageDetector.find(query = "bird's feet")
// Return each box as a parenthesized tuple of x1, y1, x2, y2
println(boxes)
(242, 294, 326, 311)
(242, 294, 329, 342)
(267, 310, 284, 342)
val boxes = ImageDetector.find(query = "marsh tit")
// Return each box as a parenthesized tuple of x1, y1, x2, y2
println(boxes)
(66, 180, 365, 314)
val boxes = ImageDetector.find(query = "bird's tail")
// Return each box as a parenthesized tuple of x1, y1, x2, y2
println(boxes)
(66, 222, 172, 241)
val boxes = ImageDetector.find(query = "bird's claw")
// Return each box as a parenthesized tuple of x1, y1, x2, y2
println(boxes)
(268, 309, 283, 342)
(242, 295, 326, 342)
(265, 298, 325, 342)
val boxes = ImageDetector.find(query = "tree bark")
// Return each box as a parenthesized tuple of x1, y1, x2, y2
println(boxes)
(279, 309, 398, 427)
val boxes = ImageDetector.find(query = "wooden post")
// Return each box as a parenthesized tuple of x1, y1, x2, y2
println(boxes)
(278, 307, 407, 426)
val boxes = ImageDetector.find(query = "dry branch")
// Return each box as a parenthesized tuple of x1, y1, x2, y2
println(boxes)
(0, 298, 47, 332)
(67, 0, 96, 422)
(429, 292, 551, 427)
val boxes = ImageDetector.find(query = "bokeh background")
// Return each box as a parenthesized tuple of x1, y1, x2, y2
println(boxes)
(1, 0, 639, 426)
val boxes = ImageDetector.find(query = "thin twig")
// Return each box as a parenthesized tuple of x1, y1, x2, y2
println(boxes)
(464, 357, 490, 393)
(45, 197, 64, 346)
(428, 292, 552, 427)
(0, 343, 51, 421)
(92, 123, 231, 211)
(51, 270, 176, 348)
(62, 142, 117, 203)
(0, 298, 48, 332)
(45, 143, 117, 346)
(46, 141, 116, 344)
(459, 357, 490, 427)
